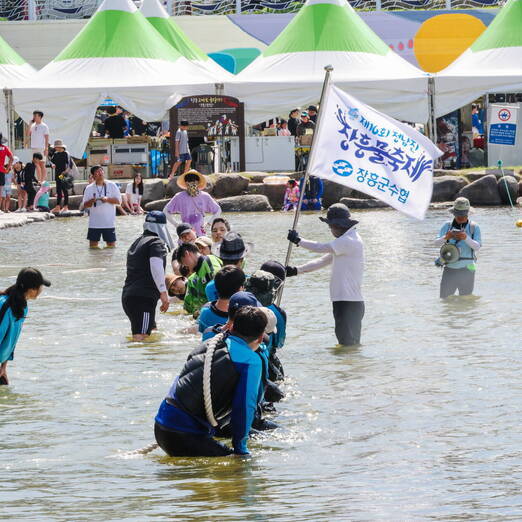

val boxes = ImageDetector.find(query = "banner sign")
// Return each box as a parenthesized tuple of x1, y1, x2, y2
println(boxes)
(308, 84, 442, 220)
(489, 104, 518, 146)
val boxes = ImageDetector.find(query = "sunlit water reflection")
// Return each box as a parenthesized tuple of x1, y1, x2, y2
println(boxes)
(1, 207, 522, 520)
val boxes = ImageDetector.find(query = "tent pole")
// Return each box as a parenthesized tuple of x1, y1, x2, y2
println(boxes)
(427, 76, 437, 143)
(276, 65, 333, 307)
(3, 88, 14, 150)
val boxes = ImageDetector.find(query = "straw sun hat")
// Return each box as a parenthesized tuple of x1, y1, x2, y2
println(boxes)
(177, 169, 207, 190)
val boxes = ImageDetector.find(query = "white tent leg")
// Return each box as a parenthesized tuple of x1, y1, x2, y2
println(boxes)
(3, 88, 14, 149)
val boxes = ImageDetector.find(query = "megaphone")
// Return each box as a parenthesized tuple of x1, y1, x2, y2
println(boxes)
(439, 244, 460, 264)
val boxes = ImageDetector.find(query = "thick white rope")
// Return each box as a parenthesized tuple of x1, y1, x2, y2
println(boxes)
(203, 332, 225, 428)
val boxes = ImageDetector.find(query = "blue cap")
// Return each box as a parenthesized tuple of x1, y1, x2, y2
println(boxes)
(145, 211, 167, 225)
(228, 291, 261, 317)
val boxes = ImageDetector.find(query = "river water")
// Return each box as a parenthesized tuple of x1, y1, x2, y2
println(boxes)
(1, 208, 522, 520)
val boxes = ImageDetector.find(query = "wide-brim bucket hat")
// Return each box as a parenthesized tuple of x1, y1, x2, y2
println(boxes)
(177, 169, 207, 190)
(450, 196, 473, 217)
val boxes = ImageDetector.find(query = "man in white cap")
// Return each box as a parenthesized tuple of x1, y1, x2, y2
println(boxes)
(286, 203, 364, 346)
(122, 211, 174, 341)
(434, 197, 481, 298)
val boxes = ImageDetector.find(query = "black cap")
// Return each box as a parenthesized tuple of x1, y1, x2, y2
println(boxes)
(319, 203, 358, 229)
(220, 232, 246, 260)
(176, 222, 192, 237)
(16, 267, 51, 290)
(180, 120, 189, 126)
(260, 260, 286, 282)
(308, 105, 317, 112)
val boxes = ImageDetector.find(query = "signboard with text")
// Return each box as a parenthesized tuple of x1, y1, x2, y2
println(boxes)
(170, 95, 245, 171)
(489, 104, 518, 146)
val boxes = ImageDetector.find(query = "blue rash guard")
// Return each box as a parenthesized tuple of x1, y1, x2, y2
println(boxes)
(198, 302, 228, 334)
(205, 279, 219, 302)
(0, 295, 27, 364)
(155, 335, 263, 455)
(268, 304, 286, 351)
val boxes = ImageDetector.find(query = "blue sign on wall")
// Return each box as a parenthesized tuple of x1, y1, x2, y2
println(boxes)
(489, 123, 517, 146)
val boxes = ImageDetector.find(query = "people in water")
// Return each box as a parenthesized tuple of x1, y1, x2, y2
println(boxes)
(154, 305, 268, 457)
(286, 203, 364, 347)
(176, 243, 222, 316)
(163, 170, 221, 236)
(210, 217, 231, 255)
(176, 223, 197, 245)
(122, 211, 174, 341)
(0, 268, 50, 384)
(198, 266, 246, 335)
(434, 197, 481, 299)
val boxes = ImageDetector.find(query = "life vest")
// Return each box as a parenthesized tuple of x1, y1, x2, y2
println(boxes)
(175, 334, 239, 427)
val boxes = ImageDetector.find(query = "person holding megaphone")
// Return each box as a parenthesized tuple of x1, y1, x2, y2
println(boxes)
(434, 197, 482, 299)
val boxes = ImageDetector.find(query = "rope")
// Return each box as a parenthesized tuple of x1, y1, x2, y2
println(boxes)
(203, 332, 225, 428)
(120, 442, 159, 457)
(498, 160, 516, 210)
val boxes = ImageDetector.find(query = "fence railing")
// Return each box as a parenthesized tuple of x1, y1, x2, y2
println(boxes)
(0, 0, 504, 21)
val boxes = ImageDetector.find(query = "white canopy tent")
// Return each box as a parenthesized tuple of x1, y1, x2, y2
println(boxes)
(12, 0, 220, 157)
(0, 35, 34, 140)
(140, 0, 232, 81)
(228, 0, 429, 124)
(435, 0, 522, 117)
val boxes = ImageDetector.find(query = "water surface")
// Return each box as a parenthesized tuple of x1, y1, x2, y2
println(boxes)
(1, 208, 522, 520)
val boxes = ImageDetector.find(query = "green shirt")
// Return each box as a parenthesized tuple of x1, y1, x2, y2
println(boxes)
(184, 255, 223, 315)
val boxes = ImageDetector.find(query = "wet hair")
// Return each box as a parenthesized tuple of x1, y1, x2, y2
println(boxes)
(32, 152, 43, 161)
(184, 173, 199, 183)
(211, 217, 231, 232)
(232, 306, 267, 343)
(176, 242, 199, 263)
(132, 173, 143, 195)
(32, 110, 44, 118)
(214, 266, 246, 300)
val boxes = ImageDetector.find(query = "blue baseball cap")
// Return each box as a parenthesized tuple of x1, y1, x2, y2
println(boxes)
(228, 291, 261, 318)
(145, 210, 167, 225)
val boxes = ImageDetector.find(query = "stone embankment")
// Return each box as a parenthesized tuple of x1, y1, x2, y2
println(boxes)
(3, 168, 522, 226)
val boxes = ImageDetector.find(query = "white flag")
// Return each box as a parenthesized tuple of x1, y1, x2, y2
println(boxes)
(308, 84, 442, 220)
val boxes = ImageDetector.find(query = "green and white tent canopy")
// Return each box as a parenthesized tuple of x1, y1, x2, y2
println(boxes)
(140, 0, 231, 80)
(229, 0, 429, 124)
(435, 0, 522, 117)
(0, 35, 34, 138)
(12, 0, 219, 157)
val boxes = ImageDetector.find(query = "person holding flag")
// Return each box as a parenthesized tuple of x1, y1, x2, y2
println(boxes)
(285, 203, 364, 346)
(278, 67, 442, 345)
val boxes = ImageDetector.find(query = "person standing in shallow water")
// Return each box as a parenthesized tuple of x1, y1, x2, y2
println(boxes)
(82, 166, 122, 248)
(0, 268, 51, 384)
(163, 170, 221, 237)
(286, 203, 364, 347)
(434, 197, 481, 299)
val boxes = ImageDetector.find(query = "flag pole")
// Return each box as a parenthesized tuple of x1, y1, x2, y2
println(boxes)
(277, 65, 333, 306)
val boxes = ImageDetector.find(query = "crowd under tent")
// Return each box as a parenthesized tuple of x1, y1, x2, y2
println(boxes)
(11, 0, 220, 158)
(228, 0, 430, 125)
(0, 35, 34, 140)
(140, 0, 232, 80)
(435, 0, 522, 118)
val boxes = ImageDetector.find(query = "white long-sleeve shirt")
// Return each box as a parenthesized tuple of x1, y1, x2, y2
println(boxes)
(296, 228, 364, 302)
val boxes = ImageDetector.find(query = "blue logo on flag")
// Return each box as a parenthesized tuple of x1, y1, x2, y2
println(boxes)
(332, 159, 353, 177)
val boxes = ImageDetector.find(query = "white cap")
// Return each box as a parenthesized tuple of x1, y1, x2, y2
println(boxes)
(260, 307, 277, 334)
